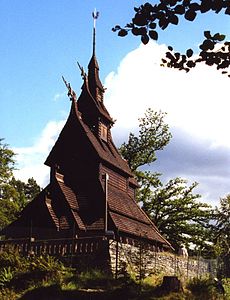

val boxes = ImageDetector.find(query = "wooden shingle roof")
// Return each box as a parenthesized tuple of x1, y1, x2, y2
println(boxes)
(109, 212, 170, 246)
(108, 184, 150, 224)
(45, 100, 132, 177)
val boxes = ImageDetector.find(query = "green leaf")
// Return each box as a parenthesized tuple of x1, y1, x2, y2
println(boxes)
(149, 30, 158, 40)
(174, 5, 185, 14)
(141, 34, 149, 45)
(118, 29, 128, 37)
(204, 31, 211, 39)
(149, 22, 157, 29)
(187, 60, 196, 68)
(133, 13, 148, 26)
(213, 33, 225, 41)
(184, 9, 197, 21)
(132, 27, 142, 36)
(186, 49, 193, 58)
(169, 14, 179, 25)
(200, 39, 215, 51)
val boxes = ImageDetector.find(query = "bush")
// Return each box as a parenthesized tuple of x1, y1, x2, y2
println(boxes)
(11, 255, 70, 291)
(223, 278, 230, 299)
(0, 247, 71, 292)
(0, 267, 14, 287)
(0, 246, 27, 272)
(0, 288, 19, 300)
(187, 277, 224, 300)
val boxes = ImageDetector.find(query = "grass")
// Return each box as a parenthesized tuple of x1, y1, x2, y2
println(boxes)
(0, 249, 228, 300)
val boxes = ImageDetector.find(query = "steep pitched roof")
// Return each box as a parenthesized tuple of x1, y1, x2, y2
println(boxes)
(0, 190, 59, 236)
(107, 184, 171, 247)
(45, 100, 132, 177)
(109, 212, 169, 245)
(56, 180, 86, 230)
(77, 72, 113, 124)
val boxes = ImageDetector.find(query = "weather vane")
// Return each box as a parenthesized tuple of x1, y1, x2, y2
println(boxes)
(92, 9, 99, 55)
(92, 9, 99, 28)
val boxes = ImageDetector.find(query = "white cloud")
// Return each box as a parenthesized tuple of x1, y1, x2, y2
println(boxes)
(105, 41, 230, 149)
(13, 120, 65, 187)
(104, 41, 230, 205)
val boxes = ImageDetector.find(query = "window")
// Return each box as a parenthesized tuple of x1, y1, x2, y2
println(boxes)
(100, 123, 108, 141)
(97, 89, 103, 102)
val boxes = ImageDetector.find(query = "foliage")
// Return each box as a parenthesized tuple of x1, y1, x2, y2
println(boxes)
(12, 255, 69, 291)
(187, 277, 225, 299)
(0, 139, 41, 229)
(0, 247, 70, 294)
(213, 195, 230, 255)
(210, 195, 230, 277)
(0, 288, 19, 300)
(0, 200, 20, 230)
(0, 267, 14, 287)
(113, 2, 230, 76)
(0, 253, 227, 300)
(8, 177, 41, 211)
(142, 177, 212, 251)
(0, 246, 27, 272)
(119, 109, 212, 252)
(222, 278, 230, 299)
(162, 31, 230, 76)
(119, 108, 172, 171)
(0, 139, 15, 185)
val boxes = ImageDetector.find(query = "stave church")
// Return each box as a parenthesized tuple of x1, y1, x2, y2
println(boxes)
(1, 13, 171, 271)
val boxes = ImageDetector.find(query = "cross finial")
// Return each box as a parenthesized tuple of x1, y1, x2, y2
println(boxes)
(92, 9, 99, 55)
(92, 9, 99, 28)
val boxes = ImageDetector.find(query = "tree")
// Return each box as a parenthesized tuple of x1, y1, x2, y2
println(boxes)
(142, 177, 212, 251)
(8, 177, 41, 211)
(0, 139, 41, 229)
(0, 139, 15, 186)
(209, 195, 230, 276)
(113, 2, 230, 76)
(119, 110, 212, 252)
(212, 195, 230, 255)
(119, 108, 172, 171)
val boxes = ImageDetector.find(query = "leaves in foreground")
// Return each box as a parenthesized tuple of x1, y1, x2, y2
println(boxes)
(112, 2, 230, 77)
(161, 31, 230, 77)
(112, 1, 229, 45)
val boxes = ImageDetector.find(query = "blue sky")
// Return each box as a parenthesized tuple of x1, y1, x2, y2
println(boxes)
(1, 1, 230, 206)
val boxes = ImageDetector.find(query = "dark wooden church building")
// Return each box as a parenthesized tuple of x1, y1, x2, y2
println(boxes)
(1, 15, 171, 261)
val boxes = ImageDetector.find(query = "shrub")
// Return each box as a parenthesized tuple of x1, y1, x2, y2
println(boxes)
(187, 277, 224, 300)
(0, 267, 14, 287)
(11, 255, 70, 290)
(0, 246, 27, 272)
(223, 278, 230, 299)
(0, 288, 19, 300)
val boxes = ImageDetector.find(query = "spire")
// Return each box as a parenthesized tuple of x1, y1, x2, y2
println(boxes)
(92, 9, 99, 56)
(88, 10, 104, 100)
(77, 10, 114, 128)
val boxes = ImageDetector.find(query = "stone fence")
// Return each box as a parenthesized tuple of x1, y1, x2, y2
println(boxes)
(109, 240, 217, 280)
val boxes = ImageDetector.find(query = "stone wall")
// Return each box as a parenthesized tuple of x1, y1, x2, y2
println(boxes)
(109, 240, 216, 279)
